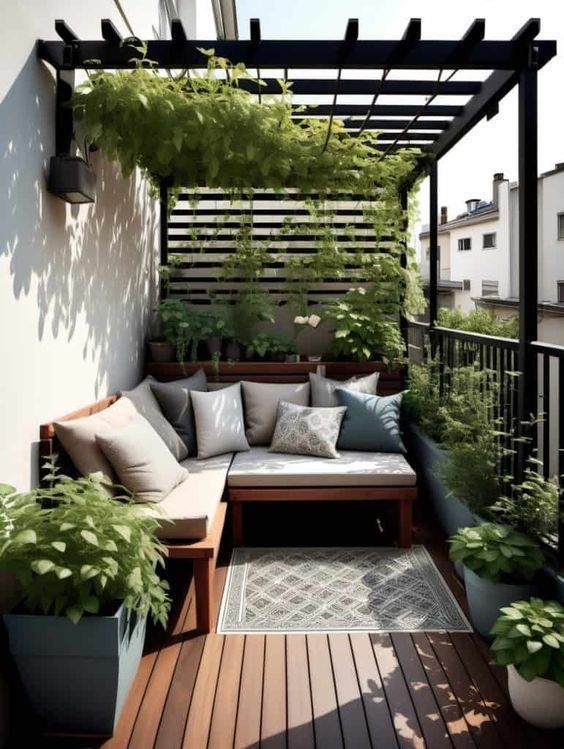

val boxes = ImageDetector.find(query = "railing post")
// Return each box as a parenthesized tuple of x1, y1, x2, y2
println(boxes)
(159, 181, 169, 301)
(428, 160, 439, 328)
(517, 50, 539, 480)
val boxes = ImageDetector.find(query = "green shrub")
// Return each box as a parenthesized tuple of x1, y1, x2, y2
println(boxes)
(491, 598, 564, 686)
(437, 307, 518, 338)
(0, 473, 170, 626)
(403, 358, 444, 441)
(448, 523, 544, 583)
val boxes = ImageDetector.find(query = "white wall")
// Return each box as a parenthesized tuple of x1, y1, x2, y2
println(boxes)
(0, 0, 163, 493)
(539, 170, 564, 303)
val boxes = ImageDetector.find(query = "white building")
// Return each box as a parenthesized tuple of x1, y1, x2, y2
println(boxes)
(419, 165, 564, 345)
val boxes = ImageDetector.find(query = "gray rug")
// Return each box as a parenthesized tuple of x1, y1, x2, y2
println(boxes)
(217, 546, 472, 634)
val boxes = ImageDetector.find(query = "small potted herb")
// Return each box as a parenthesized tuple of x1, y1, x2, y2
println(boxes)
(491, 598, 564, 728)
(200, 306, 231, 359)
(0, 470, 170, 734)
(448, 523, 543, 637)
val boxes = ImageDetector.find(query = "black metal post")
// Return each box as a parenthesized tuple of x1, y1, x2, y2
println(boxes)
(159, 182, 169, 301)
(399, 188, 409, 342)
(55, 69, 75, 155)
(428, 160, 439, 327)
(516, 54, 539, 480)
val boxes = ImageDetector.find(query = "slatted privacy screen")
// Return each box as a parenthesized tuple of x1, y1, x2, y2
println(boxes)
(166, 189, 402, 306)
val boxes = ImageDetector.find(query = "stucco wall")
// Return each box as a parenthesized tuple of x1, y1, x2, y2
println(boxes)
(0, 2, 161, 493)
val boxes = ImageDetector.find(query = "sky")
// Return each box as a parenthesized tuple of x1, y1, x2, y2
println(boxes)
(236, 0, 563, 243)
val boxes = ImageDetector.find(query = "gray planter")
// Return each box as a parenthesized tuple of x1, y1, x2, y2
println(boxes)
(407, 423, 478, 538)
(225, 340, 241, 361)
(3, 603, 146, 734)
(463, 567, 536, 638)
(205, 337, 222, 358)
(149, 341, 175, 363)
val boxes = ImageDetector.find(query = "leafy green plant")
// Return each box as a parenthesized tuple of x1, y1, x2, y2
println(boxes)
(448, 523, 544, 583)
(491, 598, 564, 686)
(403, 357, 445, 441)
(438, 308, 518, 338)
(249, 332, 297, 358)
(492, 461, 560, 547)
(324, 287, 404, 364)
(198, 306, 232, 339)
(0, 472, 170, 626)
(228, 291, 275, 346)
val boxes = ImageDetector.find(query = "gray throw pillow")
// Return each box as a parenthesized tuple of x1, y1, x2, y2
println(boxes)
(309, 372, 379, 407)
(191, 383, 250, 459)
(242, 381, 310, 445)
(150, 369, 208, 455)
(335, 388, 406, 453)
(121, 376, 188, 461)
(96, 414, 188, 503)
(270, 401, 346, 459)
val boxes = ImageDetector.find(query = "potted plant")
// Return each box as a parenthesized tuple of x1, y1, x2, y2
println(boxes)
(449, 523, 543, 637)
(151, 298, 190, 363)
(491, 598, 564, 728)
(0, 470, 170, 734)
(200, 306, 231, 359)
(293, 313, 321, 361)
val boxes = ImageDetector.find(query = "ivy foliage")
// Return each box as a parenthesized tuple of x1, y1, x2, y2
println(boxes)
(0, 469, 170, 626)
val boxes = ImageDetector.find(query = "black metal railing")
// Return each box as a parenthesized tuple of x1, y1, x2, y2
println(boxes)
(407, 321, 563, 566)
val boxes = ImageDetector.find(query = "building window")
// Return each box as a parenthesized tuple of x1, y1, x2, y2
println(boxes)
(458, 237, 472, 251)
(482, 279, 499, 297)
(558, 281, 564, 303)
(483, 232, 497, 249)
(558, 213, 564, 240)
(463, 279, 471, 291)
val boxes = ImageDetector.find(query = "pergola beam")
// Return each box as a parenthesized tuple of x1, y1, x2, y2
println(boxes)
(295, 104, 463, 117)
(37, 38, 555, 71)
(295, 118, 451, 131)
(239, 78, 482, 96)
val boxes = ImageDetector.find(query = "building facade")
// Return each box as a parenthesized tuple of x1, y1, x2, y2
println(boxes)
(419, 165, 564, 344)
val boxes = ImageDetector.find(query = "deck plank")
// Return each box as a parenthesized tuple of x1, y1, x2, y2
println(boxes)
(349, 633, 399, 749)
(328, 635, 371, 749)
(370, 633, 425, 749)
(391, 633, 451, 749)
(207, 635, 245, 749)
(182, 634, 225, 749)
(286, 635, 315, 749)
(411, 632, 475, 749)
(306, 635, 343, 749)
(234, 636, 266, 749)
(261, 636, 287, 749)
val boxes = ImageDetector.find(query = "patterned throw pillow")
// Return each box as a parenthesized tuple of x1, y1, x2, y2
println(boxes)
(269, 401, 347, 459)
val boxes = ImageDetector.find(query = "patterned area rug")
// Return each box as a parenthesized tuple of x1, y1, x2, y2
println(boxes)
(217, 546, 471, 634)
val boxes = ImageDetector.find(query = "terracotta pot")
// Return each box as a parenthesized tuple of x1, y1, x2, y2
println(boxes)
(507, 665, 564, 729)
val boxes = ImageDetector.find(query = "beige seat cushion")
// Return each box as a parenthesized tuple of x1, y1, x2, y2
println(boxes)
(228, 447, 416, 487)
(145, 453, 233, 540)
(54, 397, 137, 481)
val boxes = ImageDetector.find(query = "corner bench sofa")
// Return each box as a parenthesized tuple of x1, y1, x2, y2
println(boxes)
(39, 362, 417, 634)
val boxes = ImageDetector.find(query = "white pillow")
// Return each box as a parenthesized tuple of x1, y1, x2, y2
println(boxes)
(96, 414, 188, 503)
(191, 383, 250, 459)
(309, 372, 379, 407)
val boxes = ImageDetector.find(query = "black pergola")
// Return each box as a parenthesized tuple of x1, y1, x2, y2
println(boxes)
(37, 17, 557, 477)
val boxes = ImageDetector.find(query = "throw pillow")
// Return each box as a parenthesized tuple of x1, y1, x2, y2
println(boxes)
(96, 414, 188, 503)
(150, 369, 208, 455)
(335, 389, 406, 453)
(191, 382, 250, 459)
(54, 397, 137, 482)
(309, 371, 379, 407)
(269, 401, 346, 459)
(241, 381, 310, 445)
(121, 376, 188, 461)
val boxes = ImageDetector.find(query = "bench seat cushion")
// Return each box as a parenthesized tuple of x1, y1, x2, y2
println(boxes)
(227, 447, 416, 488)
(144, 453, 233, 540)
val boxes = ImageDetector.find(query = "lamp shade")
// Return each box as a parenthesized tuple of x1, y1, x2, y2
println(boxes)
(48, 156, 96, 204)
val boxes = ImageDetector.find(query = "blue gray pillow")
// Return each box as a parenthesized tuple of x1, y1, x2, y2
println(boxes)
(335, 388, 406, 453)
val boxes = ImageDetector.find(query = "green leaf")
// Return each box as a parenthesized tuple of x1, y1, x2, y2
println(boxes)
(80, 530, 98, 546)
(137, 93, 149, 109)
(66, 606, 82, 624)
(112, 525, 132, 543)
(13, 529, 37, 545)
(51, 541, 66, 553)
(31, 559, 55, 575)
(526, 640, 543, 654)
(542, 633, 560, 649)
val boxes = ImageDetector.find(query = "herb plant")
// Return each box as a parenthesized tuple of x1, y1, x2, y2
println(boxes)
(491, 598, 564, 687)
(437, 308, 518, 338)
(448, 523, 544, 583)
(0, 472, 170, 626)
(249, 332, 297, 358)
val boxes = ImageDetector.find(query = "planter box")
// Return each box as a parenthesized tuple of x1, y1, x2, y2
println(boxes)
(406, 423, 478, 537)
(3, 602, 146, 734)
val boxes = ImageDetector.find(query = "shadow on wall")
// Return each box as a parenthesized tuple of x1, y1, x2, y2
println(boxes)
(0, 49, 159, 399)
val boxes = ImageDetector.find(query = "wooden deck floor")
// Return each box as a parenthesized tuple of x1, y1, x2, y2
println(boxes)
(12, 516, 564, 749)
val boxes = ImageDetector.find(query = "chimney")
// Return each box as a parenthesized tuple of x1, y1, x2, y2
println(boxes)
(440, 206, 448, 224)
(465, 198, 480, 214)
(492, 172, 505, 206)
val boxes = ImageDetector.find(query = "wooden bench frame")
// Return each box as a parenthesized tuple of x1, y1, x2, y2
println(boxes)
(39, 399, 226, 634)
